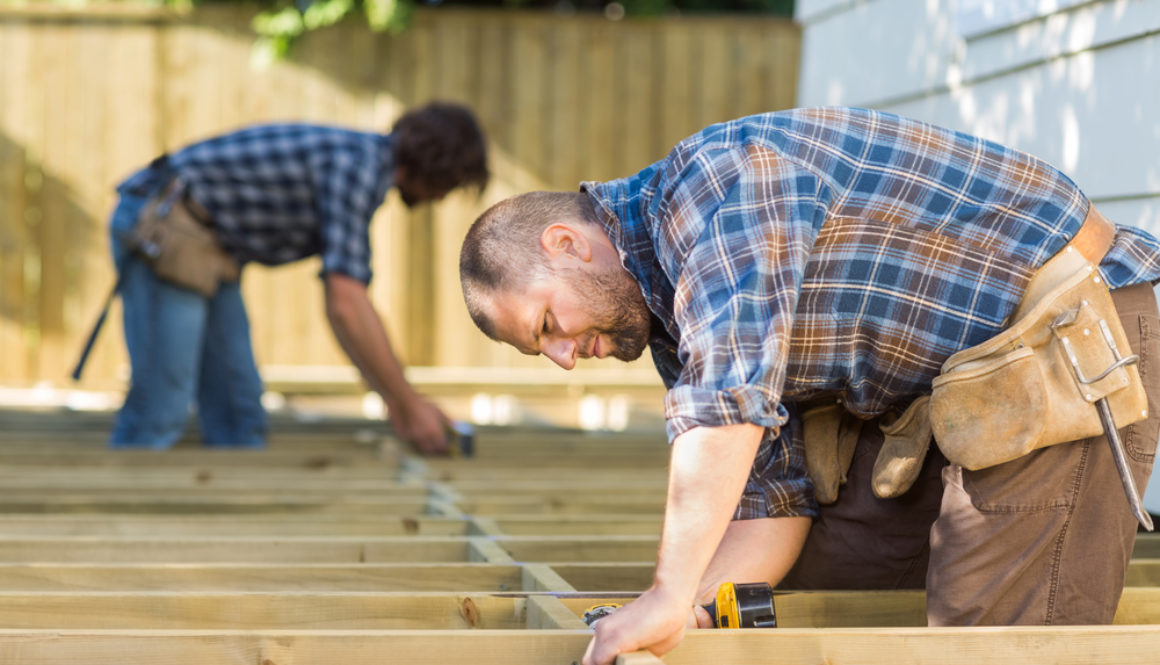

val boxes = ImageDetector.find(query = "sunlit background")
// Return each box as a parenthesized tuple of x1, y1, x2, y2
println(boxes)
(1, 0, 1158, 502)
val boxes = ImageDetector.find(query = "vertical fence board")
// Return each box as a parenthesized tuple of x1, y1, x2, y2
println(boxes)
(0, 20, 33, 382)
(659, 21, 697, 153)
(620, 23, 660, 176)
(578, 19, 616, 185)
(548, 20, 583, 191)
(71, 22, 117, 386)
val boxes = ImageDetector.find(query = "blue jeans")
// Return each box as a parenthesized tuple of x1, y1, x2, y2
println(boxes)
(108, 171, 268, 448)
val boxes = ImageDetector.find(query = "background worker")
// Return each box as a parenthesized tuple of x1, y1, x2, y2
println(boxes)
(458, 107, 1160, 664)
(101, 101, 488, 453)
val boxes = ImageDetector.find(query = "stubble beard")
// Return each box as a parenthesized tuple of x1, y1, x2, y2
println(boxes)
(569, 265, 651, 362)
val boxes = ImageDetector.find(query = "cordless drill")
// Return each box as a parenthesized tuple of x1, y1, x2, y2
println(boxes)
(582, 582, 777, 629)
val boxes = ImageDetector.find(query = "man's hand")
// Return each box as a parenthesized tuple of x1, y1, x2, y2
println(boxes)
(388, 392, 450, 455)
(323, 272, 451, 455)
(582, 586, 691, 665)
(582, 423, 765, 663)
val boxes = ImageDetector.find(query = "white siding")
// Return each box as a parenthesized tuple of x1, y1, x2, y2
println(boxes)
(796, 0, 1160, 511)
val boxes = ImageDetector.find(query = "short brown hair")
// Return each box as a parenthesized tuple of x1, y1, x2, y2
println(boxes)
(392, 102, 489, 194)
(459, 191, 599, 338)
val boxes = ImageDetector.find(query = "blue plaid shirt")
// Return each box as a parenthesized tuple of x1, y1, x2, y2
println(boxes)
(582, 107, 1160, 519)
(120, 124, 395, 283)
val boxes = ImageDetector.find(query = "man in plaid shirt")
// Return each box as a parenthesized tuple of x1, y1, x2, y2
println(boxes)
(459, 107, 1160, 663)
(106, 102, 488, 453)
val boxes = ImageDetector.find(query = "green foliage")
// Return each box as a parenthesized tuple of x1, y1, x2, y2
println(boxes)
(248, 0, 414, 66)
(145, 0, 793, 63)
(460, 0, 793, 17)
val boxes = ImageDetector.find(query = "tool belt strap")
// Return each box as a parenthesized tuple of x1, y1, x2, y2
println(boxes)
(1068, 204, 1115, 265)
(1013, 204, 1115, 322)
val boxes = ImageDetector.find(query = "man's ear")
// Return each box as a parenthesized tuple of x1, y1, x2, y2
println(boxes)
(539, 223, 592, 262)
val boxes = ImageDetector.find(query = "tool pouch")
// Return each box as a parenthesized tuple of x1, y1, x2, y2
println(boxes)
(872, 395, 933, 498)
(130, 181, 240, 298)
(929, 252, 1147, 470)
(801, 402, 863, 504)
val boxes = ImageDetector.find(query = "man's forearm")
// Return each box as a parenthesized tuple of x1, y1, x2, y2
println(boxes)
(653, 423, 766, 604)
(324, 277, 414, 407)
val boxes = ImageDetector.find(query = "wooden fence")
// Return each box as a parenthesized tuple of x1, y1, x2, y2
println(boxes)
(0, 5, 800, 394)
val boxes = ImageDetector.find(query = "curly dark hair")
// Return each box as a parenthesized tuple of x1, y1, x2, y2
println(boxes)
(392, 102, 489, 196)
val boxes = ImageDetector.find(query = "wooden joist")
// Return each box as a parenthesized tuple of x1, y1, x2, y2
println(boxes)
(0, 515, 470, 537)
(0, 563, 529, 592)
(0, 408, 1157, 664)
(0, 588, 1157, 630)
(1, 627, 1159, 665)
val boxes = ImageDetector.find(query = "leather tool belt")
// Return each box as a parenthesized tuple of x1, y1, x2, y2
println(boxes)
(800, 206, 1150, 516)
(929, 205, 1145, 470)
(125, 178, 240, 298)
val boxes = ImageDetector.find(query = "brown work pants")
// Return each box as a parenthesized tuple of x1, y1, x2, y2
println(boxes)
(781, 281, 1160, 625)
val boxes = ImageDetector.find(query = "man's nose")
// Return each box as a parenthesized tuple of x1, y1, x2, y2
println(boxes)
(542, 337, 577, 370)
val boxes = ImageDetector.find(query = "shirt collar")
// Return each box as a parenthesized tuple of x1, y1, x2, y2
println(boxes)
(581, 172, 681, 345)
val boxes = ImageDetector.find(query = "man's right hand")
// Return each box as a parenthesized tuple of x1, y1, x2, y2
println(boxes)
(323, 272, 451, 456)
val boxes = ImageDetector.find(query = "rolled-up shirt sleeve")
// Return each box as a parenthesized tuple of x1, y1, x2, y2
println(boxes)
(651, 145, 825, 519)
(660, 145, 825, 440)
(735, 406, 818, 520)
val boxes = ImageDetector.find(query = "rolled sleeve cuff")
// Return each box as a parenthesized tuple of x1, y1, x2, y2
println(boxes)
(734, 474, 818, 520)
(734, 425, 819, 521)
(663, 383, 787, 441)
(318, 263, 373, 285)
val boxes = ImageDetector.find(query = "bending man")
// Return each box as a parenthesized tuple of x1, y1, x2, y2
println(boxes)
(105, 102, 488, 453)
(458, 107, 1160, 663)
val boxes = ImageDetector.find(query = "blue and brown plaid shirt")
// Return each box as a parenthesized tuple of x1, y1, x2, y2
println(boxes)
(120, 124, 395, 283)
(582, 107, 1160, 519)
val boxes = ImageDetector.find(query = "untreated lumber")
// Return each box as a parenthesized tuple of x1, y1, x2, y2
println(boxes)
(1132, 534, 1160, 558)
(0, 449, 398, 469)
(521, 564, 577, 592)
(487, 515, 661, 536)
(0, 537, 474, 563)
(0, 563, 529, 592)
(0, 592, 530, 629)
(0, 406, 1155, 665)
(0, 589, 1155, 630)
(526, 595, 587, 629)
(549, 563, 654, 591)
(617, 652, 665, 665)
(1126, 558, 1160, 586)
(455, 496, 664, 516)
(0, 470, 415, 491)
(559, 588, 1160, 626)
(419, 465, 667, 483)
(0, 627, 1159, 665)
(0, 496, 430, 515)
(0, 487, 428, 501)
(546, 560, 1160, 592)
(0, 515, 468, 537)
(495, 536, 659, 562)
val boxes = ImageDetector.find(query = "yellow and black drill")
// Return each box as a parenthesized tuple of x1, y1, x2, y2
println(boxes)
(582, 582, 777, 629)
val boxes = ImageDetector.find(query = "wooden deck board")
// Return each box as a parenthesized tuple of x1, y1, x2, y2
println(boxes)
(0, 408, 1156, 662)
(0, 627, 1158, 665)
